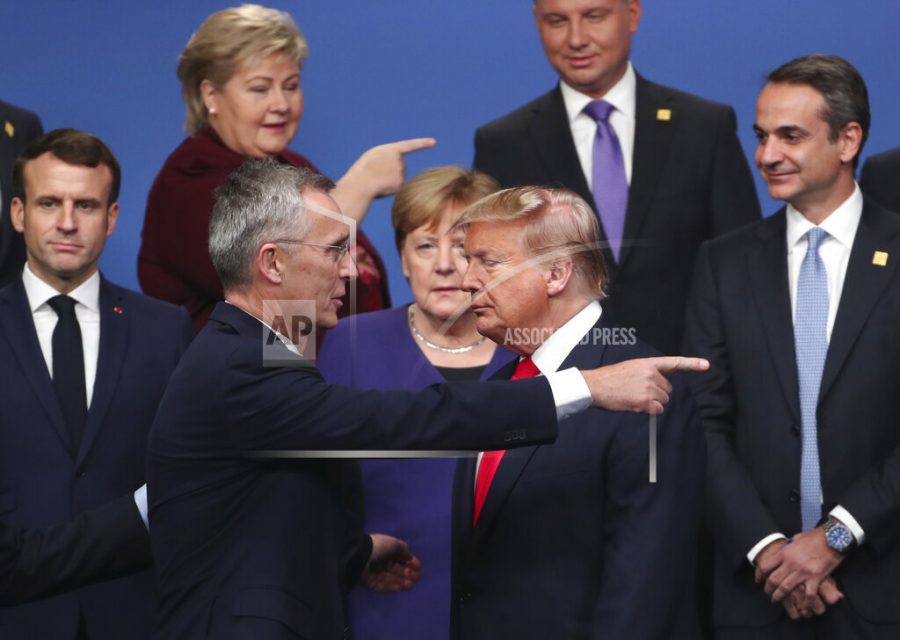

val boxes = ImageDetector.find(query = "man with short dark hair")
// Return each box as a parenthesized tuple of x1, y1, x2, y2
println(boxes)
(450, 186, 705, 639)
(146, 160, 708, 639)
(685, 54, 900, 637)
(0, 129, 193, 639)
(474, 0, 760, 354)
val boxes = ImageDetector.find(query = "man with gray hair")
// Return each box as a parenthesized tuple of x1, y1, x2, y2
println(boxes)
(450, 186, 705, 639)
(146, 160, 707, 638)
(685, 54, 900, 636)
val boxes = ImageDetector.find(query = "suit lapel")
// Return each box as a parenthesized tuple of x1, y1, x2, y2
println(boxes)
(819, 201, 900, 402)
(0, 280, 73, 453)
(619, 76, 677, 271)
(746, 211, 801, 423)
(76, 278, 128, 468)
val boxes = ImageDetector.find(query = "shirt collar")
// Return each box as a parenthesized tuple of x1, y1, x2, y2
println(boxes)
(22, 263, 101, 313)
(560, 62, 636, 125)
(530, 300, 603, 375)
(785, 183, 863, 253)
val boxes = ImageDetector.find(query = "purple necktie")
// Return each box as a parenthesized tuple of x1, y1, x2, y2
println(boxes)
(583, 100, 628, 261)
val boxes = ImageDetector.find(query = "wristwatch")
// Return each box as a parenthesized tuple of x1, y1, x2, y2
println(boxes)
(823, 517, 855, 554)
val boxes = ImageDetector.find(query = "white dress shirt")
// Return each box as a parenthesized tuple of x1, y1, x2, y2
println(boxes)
(747, 185, 866, 565)
(560, 62, 637, 187)
(22, 264, 101, 408)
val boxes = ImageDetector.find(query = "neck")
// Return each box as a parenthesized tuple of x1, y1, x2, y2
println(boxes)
(792, 174, 856, 225)
(413, 304, 483, 347)
(28, 262, 96, 295)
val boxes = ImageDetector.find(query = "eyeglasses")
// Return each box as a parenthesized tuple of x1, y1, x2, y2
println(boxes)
(274, 239, 352, 261)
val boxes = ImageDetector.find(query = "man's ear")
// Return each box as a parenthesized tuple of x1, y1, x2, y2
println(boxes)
(10, 197, 25, 233)
(545, 257, 574, 297)
(838, 121, 864, 165)
(257, 243, 285, 285)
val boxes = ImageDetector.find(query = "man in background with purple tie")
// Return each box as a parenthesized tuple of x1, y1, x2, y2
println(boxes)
(473, 0, 760, 355)
(450, 185, 705, 639)
(685, 54, 900, 637)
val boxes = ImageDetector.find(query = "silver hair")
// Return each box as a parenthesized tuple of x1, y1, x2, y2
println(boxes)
(209, 159, 334, 290)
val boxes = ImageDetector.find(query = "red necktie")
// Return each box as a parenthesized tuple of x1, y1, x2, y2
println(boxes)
(472, 356, 541, 526)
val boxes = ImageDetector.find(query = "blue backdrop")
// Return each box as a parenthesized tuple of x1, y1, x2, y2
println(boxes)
(2, 1, 899, 302)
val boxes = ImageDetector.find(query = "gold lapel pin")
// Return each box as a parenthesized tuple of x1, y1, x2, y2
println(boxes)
(4, 121, 14, 138)
(656, 109, 672, 122)
(872, 251, 888, 267)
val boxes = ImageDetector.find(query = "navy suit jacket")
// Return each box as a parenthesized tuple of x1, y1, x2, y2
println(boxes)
(0, 275, 192, 639)
(147, 302, 558, 640)
(450, 317, 706, 640)
(860, 146, 900, 214)
(0, 101, 42, 287)
(0, 493, 151, 606)
(684, 199, 900, 627)
(474, 75, 761, 354)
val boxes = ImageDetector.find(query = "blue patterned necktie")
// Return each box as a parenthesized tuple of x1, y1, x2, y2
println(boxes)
(583, 100, 628, 261)
(794, 227, 829, 531)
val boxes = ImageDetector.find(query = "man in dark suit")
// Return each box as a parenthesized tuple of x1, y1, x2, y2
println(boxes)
(473, 0, 760, 354)
(0, 491, 151, 607)
(0, 129, 193, 639)
(0, 100, 43, 287)
(685, 54, 900, 637)
(449, 186, 705, 639)
(147, 160, 708, 639)
(860, 146, 900, 213)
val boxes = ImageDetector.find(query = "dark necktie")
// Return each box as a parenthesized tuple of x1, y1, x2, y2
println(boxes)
(472, 356, 541, 526)
(583, 100, 629, 261)
(48, 295, 87, 449)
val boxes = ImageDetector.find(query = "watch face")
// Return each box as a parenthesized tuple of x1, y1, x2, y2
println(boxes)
(826, 523, 853, 552)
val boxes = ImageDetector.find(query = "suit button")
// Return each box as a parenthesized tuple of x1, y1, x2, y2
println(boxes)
(459, 591, 472, 603)
(503, 432, 512, 443)
(789, 489, 800, 503)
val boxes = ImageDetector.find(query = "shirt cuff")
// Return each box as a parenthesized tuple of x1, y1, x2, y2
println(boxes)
(747, 533, 788, 566)
(547, 367, 591, 421)
(133, 484, 149, 530)
(829, 505, 865, 545)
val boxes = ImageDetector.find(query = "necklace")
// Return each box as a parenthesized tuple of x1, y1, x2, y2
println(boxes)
(408, 305, 486, 354)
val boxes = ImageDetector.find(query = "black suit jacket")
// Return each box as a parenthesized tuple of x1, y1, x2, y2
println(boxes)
(450, 318, 705, 639)
(0, 494, 150, 606)
(474, 75, 761, 354)
(684, 199, 900, 627)
(860, 147, 900, 214)
(0, 101, 42, 287)
(147, 302, 560, 640)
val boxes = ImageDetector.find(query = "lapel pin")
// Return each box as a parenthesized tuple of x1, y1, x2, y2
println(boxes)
(113, 306, 124, 315)
(4, 121, 14, 138)
(872, 251, 888, 267)
(656, 109, 672, 122)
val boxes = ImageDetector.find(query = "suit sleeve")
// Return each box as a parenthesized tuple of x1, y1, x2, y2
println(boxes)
(683, 242, 783, 568)
(708, 107, 761, 236)
(589, 379, 706, 639)
(221, 345, 558, 454)
(0, 494, 152, 606)
(473, 126, 509, 187)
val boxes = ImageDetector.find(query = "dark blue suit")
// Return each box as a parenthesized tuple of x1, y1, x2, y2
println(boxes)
(451, 318, 706, 639)
(0, 275, 192, 639)
(147, 302, 559, 640)
(318, 305, 515, 640)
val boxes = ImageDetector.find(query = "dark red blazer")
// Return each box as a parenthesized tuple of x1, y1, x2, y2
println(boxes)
(138, 128, 390, 331)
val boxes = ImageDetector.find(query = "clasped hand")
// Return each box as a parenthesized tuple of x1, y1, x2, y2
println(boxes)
(753, 530, 844, 619)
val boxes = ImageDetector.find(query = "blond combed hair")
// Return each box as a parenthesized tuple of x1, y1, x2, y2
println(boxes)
(177, 4, 309, 134)
(454, 186, 608, 300)
(391, 166, 499, 253)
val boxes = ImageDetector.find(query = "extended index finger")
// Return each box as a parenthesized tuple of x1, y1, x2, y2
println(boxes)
(650, 356, 710, 374)
(391, 137, 437, 154)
